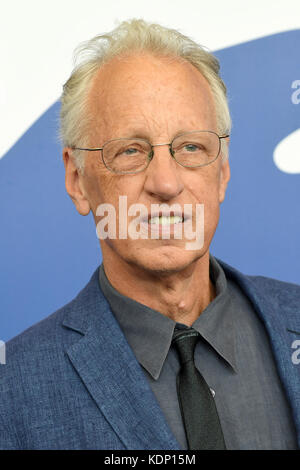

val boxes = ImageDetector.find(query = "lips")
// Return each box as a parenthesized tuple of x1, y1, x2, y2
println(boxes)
(139, 210, 191, 225)
(133, 208, 193, 239)
(149, 215, 183, 225)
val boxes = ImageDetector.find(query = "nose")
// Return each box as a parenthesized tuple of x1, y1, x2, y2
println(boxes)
(143, 143, 185, 201)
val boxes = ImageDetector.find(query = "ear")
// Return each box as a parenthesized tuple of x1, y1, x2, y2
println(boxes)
(63, 148, 91, 215)
(218, 158, 231, 204)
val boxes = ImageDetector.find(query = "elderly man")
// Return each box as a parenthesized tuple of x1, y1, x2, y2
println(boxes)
(1, 19, 299, 450)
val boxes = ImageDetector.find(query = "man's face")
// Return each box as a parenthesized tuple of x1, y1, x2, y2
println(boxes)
(64, 53, 230, 274)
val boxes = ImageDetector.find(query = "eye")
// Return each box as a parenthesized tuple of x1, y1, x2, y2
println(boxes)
(124, 147, 138, 155)
(184, 144, 200, 152)
(115, 146, 141, 158)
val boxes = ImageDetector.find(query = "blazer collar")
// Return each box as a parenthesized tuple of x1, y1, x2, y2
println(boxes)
(216, 257, 300, 332)
(62, 268, 180, 450)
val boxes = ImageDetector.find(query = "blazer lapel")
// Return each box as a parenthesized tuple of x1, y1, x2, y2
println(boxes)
(217, 258, 300, 446)
(62, 268, 180, 450)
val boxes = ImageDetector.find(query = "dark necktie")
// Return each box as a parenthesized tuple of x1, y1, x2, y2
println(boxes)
(172, 327, 226, 450)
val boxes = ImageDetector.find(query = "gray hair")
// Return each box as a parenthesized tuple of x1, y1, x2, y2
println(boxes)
(60, 18, 231, 172)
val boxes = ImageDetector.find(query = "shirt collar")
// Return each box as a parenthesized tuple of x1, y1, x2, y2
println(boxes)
(99, 254, 237, 380)
(191, 256, 237, 372)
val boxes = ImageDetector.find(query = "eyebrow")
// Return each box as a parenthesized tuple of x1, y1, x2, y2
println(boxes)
(119, 129, 190, 141)
(126, 131, 152, 140)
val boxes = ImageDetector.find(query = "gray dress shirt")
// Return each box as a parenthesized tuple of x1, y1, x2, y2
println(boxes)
(99, 254, 297, 450)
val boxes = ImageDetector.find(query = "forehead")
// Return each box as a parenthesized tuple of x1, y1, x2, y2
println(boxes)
(87, 53, 217, 141)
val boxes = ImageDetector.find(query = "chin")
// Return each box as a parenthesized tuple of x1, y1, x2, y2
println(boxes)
(125, 243, 205, 275)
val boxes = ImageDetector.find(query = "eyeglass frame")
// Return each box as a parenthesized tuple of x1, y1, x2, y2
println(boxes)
(71, 130, 230, 174)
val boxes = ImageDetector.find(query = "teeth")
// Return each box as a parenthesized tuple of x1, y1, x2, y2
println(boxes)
(149, 215, 183, 225)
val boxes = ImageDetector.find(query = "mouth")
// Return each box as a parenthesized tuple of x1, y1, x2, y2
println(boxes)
(141, 210, 190, 226)
(148, 214, 185, 225)
(136, 210, 192, 238)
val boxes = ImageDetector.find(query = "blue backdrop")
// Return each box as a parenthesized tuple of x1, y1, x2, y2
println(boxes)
(1, 30, 299, 341)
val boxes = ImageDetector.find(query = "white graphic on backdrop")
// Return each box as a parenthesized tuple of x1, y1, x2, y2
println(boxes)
(273, 129, 300, 174)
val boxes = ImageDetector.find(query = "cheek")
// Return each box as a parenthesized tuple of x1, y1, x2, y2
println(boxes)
(91, 172, 145, 218)
(187, 172, 221, 228)
(82, 172, 114, 215)
(187, 170, 220, 203)
(85, 157, 117, 201)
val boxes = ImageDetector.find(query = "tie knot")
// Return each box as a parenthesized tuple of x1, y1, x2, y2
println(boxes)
(172, 328, 200, 364)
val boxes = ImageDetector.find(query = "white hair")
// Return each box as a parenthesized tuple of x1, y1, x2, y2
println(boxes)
(60, 18, 231, 172)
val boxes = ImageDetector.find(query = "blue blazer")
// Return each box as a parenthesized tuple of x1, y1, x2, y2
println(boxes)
(1, 258, 300, 449)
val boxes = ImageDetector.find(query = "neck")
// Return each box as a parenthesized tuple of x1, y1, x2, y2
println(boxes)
(101, 247, 216, 327)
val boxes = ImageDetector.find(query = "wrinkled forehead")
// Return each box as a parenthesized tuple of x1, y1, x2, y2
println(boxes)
(86, 53, 217, 142)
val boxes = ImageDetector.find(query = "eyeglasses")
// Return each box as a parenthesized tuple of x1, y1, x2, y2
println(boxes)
(71, 130, 229, 174)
